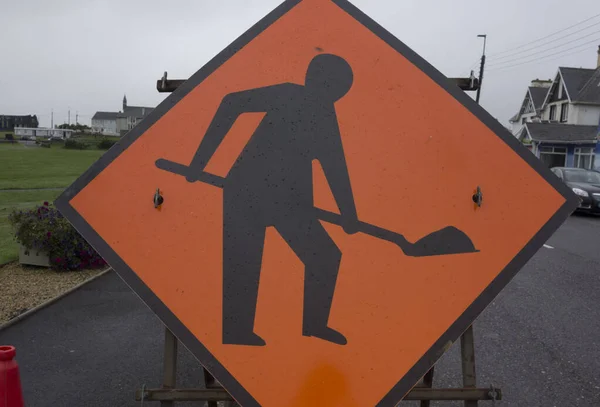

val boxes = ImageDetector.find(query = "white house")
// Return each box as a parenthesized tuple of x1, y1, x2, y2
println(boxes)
(116, 95, 154, 136)
(14, 127, 74, 139)
(510, 46, 600, 171)
(91, 112, 118, 136)
(508, 79, 552, 135)
(91, 95, 153, 136)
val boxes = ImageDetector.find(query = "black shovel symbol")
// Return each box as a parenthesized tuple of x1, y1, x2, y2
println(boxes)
(155, 158, 478, 257)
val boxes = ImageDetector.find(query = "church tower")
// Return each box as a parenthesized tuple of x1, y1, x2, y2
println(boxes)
(123, 94, 128, 111)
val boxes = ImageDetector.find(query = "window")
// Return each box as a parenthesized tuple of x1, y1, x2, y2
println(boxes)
(560, 103, 569, 122)
(524, 99, 534, 114)
(549, 105, 557, 121)
(574, 147, 595, 169)
(563, 169, 600, 184)
(539, 146, 566, 168)
(557, 80, 563, 99)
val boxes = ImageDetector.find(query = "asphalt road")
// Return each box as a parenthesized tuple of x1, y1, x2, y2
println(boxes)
(1, 214, 599, 407)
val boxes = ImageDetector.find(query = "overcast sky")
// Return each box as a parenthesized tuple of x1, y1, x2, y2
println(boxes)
(2, 0, 599, 128)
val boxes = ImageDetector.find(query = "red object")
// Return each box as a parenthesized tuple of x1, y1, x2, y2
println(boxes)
(0, 346, 24, 407)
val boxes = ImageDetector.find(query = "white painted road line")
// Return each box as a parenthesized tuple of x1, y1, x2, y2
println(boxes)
(543, 244, 554, 249)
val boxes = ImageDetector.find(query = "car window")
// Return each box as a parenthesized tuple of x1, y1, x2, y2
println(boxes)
(563, 170, 600, 184)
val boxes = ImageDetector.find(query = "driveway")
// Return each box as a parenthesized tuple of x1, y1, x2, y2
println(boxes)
(1, 214, 599, 406)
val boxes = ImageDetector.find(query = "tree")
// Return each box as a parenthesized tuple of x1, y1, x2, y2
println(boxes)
(56, 123, 91, 131)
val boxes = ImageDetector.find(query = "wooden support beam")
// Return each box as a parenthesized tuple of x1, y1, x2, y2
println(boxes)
(420, 366, 435, 407)
(135, 386, 502, 402)
(161, 329, 178, 407)
(461, 325, 478, 407)
(157, 74, 480, 93)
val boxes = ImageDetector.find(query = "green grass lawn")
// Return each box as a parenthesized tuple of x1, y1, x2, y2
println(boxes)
(0, 143, 104, 189)
(0, 143, 104, 264)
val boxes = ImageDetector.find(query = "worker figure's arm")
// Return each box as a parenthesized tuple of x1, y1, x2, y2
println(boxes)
(317, 113, 360, 235)
(186, 83, 298, 181)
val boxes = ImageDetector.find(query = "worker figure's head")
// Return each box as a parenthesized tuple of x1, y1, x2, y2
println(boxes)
(305, 53, 353, 102)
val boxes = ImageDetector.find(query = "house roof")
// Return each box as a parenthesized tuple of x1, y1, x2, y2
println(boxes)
(509, 86, 549, 122)
(118, 105, 154, 118)
(92, 111, 118, 121)
(525, 122, 599, 143)
(559, 67, 595, 99)
(575, 67, 600, 104)
(559, 66, 600, 104)
(529, 87, 548, 111)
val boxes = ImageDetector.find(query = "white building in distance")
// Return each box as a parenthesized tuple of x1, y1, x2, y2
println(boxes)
(91, 95, 154, 136)
(15, 127, 74, 139)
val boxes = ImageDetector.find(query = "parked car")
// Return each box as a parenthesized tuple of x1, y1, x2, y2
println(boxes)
(551, 167, 600, 214)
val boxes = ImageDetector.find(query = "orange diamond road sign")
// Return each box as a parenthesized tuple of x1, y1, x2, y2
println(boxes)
(55, 0, 578, 405)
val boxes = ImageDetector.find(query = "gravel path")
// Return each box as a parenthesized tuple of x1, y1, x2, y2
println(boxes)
(0, 262, 103, 324)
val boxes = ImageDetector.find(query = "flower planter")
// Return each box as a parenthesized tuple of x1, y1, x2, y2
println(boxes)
(10, 202, 105, 271)
(19, 245, 50, 268)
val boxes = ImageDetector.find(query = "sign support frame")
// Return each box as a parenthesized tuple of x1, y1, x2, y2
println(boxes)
(134, 326, 501, 405)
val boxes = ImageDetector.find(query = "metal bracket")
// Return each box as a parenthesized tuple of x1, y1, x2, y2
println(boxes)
(154, 188, 164, 208)
(472, 186, 483, 208)
(156, 72, 480, 93)
(157, 72, 187, 93)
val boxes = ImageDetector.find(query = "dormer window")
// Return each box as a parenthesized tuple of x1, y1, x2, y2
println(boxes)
(557, 79, 562, 99)
(560, 103, 568, 122)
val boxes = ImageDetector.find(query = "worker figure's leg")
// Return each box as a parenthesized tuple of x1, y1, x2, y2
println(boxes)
(275, 216, 346, 345)
(222, 197, 267, 346)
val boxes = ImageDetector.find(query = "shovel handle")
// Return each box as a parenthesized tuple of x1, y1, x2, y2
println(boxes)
(154, 158, 411, 249)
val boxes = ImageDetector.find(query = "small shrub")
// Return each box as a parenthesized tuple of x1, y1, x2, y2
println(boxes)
(8, 202, 106, 271)
(98, 138, 116, 150)
(40, 141, 51, 148)
(64, 139, 87, 150)
(5, 133, 14, 141)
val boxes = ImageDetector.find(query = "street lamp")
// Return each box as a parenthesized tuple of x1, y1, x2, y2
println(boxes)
(476, 34, 487, 104)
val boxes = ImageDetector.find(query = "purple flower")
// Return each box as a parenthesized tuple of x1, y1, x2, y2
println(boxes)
(47, 232, 52, 238)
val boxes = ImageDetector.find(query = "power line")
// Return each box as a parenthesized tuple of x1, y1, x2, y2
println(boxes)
(488, 20, 600, 61)
(487, 30, 600, 68)
(489, 12, 600, 57)
(487, 39, 600, 73)
(488, 41, 599, 72)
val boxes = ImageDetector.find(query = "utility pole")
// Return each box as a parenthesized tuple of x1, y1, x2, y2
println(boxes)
(76, 111, 79, 125)
(465, 30, 485, 400)
(51, 109, 54, 129)
(68, 109, 71, 125)
(475, 34, 487, 104)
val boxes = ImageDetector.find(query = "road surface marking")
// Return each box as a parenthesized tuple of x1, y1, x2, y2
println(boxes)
(543, 244, 554, 249)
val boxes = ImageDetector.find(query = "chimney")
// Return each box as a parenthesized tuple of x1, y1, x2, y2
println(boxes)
(530, 78, 552, 88)
(597, 45, 600, 68)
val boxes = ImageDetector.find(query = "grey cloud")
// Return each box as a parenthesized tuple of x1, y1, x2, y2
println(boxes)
(2, 0, 598, 128)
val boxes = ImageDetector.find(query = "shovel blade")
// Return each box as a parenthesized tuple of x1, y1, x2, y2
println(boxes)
(402, 226, 478, 257)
